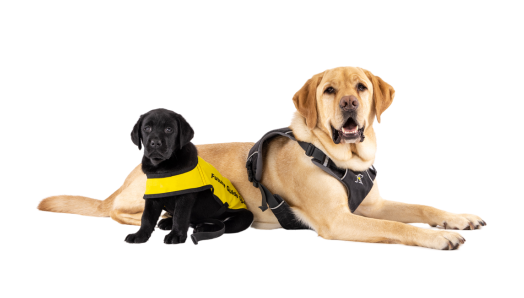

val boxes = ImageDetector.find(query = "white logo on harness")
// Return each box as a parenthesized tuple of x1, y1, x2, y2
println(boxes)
(355, 174, 364, 184)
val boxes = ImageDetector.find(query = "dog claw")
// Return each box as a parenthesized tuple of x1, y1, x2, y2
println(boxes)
(440, 215, 486, 230)
(443, 240, 459, 250)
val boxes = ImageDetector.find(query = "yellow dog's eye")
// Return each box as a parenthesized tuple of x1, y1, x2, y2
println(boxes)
(357, 83, 367, 91)
(324, 87, 335, 94)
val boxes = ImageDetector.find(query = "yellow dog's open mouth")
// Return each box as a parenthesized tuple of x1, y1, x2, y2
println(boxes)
(332, 117, 364, 144)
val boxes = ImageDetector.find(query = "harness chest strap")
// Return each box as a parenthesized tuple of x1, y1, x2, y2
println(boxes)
(246, 128, 377, 230)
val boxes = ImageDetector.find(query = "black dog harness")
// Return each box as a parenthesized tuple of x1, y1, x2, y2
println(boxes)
(246, 128, 377, 230)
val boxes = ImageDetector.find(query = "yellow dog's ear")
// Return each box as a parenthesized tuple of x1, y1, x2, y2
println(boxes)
(292, 72, 325, 130)
(362, 69, 395, 123)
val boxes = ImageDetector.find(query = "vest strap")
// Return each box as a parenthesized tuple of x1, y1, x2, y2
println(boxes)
(191, 219, 225, 245)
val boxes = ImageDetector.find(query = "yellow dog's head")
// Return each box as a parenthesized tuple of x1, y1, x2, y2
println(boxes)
(293, 67, 395, 145)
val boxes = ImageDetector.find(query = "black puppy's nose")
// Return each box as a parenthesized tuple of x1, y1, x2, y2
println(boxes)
(340, 95, 359, 111)
(150, 139, 162, 148)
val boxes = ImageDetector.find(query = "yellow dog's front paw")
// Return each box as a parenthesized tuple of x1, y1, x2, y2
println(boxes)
(430, 213, 486, 230)
(419, 230, 466, 250)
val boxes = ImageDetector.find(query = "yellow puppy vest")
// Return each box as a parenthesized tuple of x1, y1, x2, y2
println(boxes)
(144, 157, 246, 210)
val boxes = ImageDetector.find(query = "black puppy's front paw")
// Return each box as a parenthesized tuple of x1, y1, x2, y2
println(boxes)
(158, 218, 173, 230)
(164, 232, 187, 244)
(125, 232, 151, 244)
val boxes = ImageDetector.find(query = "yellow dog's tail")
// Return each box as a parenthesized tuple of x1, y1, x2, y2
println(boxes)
(37, 187, 122, 217)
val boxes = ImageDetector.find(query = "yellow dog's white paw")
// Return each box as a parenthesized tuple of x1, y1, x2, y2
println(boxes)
(429, 213, 486, 230)
(419, 230, 466, 250)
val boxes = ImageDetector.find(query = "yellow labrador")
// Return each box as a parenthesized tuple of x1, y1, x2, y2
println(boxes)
(38, 66, 485, 250)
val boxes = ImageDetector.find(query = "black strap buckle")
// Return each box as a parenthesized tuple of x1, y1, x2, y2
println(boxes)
(305, 144, 316, 157)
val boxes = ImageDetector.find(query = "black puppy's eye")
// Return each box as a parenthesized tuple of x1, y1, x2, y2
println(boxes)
(357, 83, 367, 91)
(143, 126, 152, 133)
(324, 87, 335, 94)
(165, 127, 173, 133)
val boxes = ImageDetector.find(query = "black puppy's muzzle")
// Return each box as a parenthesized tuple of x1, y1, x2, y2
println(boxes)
(146, 150, 169, 166)
(144, 137, 172, 165)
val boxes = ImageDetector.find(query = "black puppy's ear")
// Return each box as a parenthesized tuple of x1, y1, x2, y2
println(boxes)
(131, 114, 144, 150)
(176, 114, 194, 148)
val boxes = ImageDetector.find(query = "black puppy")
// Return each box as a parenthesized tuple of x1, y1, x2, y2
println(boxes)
(125, 108, 253, 244)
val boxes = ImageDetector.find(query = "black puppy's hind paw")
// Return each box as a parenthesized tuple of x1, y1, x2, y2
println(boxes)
(158, 218, 173, 230)
(164, 232, 187, 244)
(125, 232, 150, 244)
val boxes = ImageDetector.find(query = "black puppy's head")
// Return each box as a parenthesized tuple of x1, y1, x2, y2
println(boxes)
(131, 108, 194, 166)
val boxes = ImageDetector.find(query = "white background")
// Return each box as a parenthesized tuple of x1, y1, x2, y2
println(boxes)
(1, 1, 523, 297)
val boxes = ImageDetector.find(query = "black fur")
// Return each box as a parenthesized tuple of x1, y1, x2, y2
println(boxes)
(125, 108, 253, 244)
